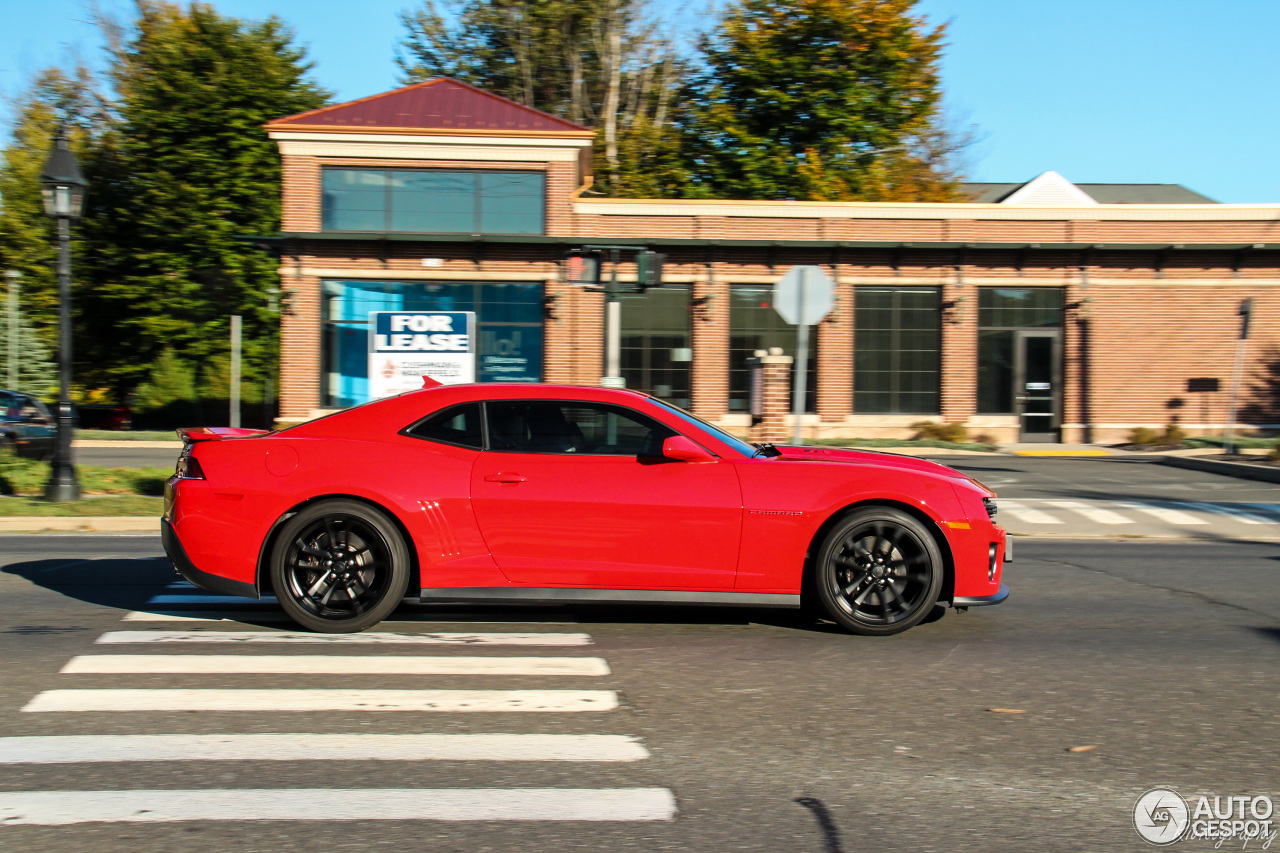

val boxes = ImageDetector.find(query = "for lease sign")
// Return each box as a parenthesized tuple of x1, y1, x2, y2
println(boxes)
(368, 311, 476, 398)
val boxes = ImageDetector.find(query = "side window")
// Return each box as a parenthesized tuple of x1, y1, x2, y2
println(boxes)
(485, 401, 674, 456)
(405, 403, 483, 449)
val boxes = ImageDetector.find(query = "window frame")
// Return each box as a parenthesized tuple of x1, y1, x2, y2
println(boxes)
(853, 285, 942, 415)
(400, 402, 487, 450)
(320, 166, 547, 236)
(407, 400, 675, 457)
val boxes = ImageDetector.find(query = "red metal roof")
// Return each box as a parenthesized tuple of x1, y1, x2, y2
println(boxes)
(267, 78, 592, 136)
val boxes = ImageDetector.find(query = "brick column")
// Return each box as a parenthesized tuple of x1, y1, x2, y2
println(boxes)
(690, 271, 729, 419)
(746, 349, 794, 444)
(278, 273, 321, 422)
(817, 275, 853, 421)
(939, 282, 977, 424)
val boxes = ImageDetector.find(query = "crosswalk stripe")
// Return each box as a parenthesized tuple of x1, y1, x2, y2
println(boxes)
(0, 733, 649, 763)
(1112, 502, 1208, 525)
(1179, 501, 1270, 525)
(1040, 500, 1133, 524)
(999, 500, 1062, 524)
(121, 611, 578, 624)
(60, 655, 611, 676)
(22, 689, 619, 713)
(96, 630, 592, 646)
(0, 788, 677, 824)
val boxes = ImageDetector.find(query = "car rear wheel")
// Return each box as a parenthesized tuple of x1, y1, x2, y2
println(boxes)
(815, 507, 943, 636)
(270, 500, 410, 633)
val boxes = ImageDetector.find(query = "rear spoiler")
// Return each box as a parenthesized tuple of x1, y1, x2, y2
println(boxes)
(177, 427, 270, 443)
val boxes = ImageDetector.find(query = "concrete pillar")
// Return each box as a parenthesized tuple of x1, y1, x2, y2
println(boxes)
(746, 348, 794, 444)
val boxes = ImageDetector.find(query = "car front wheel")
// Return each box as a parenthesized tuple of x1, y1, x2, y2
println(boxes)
(815, 507, 943, 636)
(270, 500, 410, 633)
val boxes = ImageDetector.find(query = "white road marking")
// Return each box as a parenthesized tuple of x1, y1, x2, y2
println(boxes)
(1112, 502, 1207, 525)
(22, 689, 619, 713)
(1040, 500, 1133, 524)
(96, 630, 593, 646)
(0, 788, 676, 824)
(1179, 501, 1270, 525)
(121, 611, 578, 624)
(0, 733, 648, 763)
(122, 611, 292, 622)
(60, 655, 610, 676)
(998, 500, 1062, 524)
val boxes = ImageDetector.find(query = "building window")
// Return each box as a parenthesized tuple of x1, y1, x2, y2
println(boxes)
(854, 287, 940, 414)
(729, 286, 816, 413)
(321, 280, 544, 408)
(620, 287, 691, 409)
(977, 287, 1062, 413)
(321, 169, 545, 235)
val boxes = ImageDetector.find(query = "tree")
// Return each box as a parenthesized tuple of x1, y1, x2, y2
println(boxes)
(82, 1, 329, 394)
(397, 0, 683, 195)
(0, 65, 106, 378)
(682, 0, 967, 201)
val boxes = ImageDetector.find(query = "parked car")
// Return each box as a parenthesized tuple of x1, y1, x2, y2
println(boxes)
(163, 382, 1010, 635)
(0, 390, 55, 461)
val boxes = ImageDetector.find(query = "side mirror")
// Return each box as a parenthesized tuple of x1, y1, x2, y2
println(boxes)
(662, 435, 715, 463)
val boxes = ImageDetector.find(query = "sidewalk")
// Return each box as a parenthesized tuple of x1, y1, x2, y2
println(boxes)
(0, 517, 160, 533)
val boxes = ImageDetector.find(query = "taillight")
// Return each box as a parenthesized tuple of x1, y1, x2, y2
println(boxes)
(175, 453, 206, 480)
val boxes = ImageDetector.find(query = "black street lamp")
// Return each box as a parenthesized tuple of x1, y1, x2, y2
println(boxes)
(38, 129, 86, 502)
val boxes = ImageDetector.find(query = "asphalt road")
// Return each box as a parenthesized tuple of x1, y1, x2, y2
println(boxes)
(0, 534, 1275, 851)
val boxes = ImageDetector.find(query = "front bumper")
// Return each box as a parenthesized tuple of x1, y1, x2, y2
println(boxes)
(161, 517, 259, 599)
(953, 583, 1010, 607)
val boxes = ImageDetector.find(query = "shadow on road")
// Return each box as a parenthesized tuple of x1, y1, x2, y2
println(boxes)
(2, 556, 959, 635)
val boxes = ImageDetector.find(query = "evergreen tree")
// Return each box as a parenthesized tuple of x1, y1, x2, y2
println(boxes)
(683, 0, 967, 201)
(0, 307, 58, 397)
(397, 0, 684, 196)
(83, 1, 329, 394)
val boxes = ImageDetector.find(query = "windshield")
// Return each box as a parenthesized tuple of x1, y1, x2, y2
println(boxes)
(650, 398, 758, 458)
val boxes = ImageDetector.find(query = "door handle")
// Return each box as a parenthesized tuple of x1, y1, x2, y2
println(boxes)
(484, 473, 526, 484)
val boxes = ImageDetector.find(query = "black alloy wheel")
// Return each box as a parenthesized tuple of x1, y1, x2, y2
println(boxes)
(815, 507, 943, 636)
(270, 500, 410, 633)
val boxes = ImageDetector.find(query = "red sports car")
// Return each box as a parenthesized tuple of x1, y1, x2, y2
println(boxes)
(163, 383, 1008, 635)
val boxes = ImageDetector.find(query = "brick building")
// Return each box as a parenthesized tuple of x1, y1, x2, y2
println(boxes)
(264, 78, 1280, 443)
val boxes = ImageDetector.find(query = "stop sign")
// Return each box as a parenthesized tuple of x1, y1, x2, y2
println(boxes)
(773, 266, 835, 326)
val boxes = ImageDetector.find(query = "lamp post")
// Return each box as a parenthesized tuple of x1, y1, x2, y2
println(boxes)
(38, 129, 86, 502)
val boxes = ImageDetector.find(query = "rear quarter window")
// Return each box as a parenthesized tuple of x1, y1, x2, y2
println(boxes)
(404, 403, 483, 449)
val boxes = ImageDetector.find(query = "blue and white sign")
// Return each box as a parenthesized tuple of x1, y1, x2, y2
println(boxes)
(368, 311, 476, 398)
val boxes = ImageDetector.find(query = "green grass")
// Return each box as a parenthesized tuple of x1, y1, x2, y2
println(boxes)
(75, 429, 179, 442)
(807, 438, 998, 452)
(0, 496, 162, 516)
(1181, 436, 1277, 449)
(0, 453, 169, 497)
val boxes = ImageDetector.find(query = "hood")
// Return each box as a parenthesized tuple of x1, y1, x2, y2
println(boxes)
(772, 445, 989, 491)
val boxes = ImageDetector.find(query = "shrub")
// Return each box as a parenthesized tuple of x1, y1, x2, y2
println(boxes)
(910, 421, 969, 443)
(1127, 427, 1160, 446)
(1161, 422, 1187, 446)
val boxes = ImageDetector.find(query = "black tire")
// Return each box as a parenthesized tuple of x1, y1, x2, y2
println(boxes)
(814, 507, 943, 636)
(270, 499, 410, 633)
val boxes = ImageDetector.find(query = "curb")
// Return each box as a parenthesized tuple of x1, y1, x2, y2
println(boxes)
(1158, 454, 1280, 484)
(0, 517, 159, 533)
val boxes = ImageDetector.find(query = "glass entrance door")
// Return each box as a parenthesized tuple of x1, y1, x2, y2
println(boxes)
(1015, 332, 1060, 442)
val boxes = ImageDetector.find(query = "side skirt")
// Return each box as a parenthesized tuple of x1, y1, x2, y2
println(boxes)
(419, 587, 801, 609)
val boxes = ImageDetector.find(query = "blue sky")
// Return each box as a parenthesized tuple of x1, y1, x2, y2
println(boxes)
(2, 0, 1277, 202)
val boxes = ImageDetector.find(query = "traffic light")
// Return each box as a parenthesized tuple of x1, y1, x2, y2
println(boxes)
(636, 250, 665, 290)
(564, 250, 602, 285)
